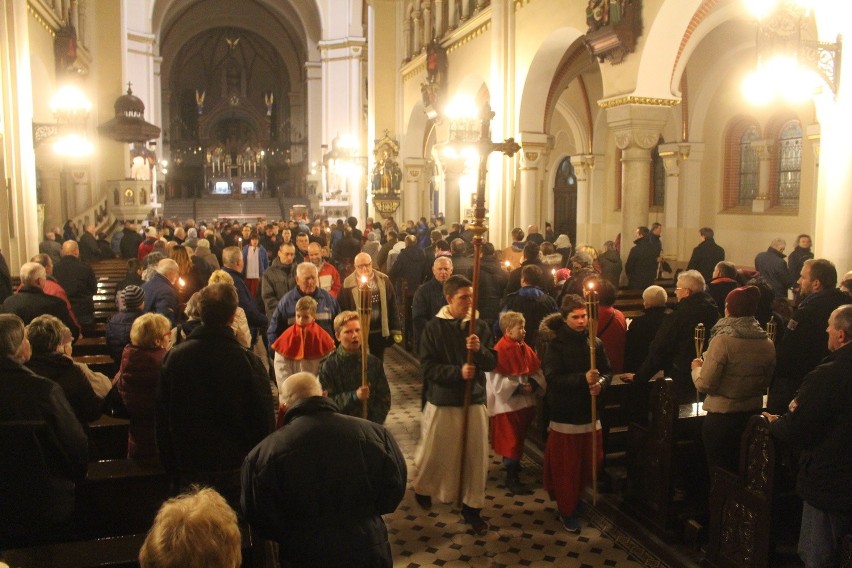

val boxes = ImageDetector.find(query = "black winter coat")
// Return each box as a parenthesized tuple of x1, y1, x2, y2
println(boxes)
(78, 232, 101, 263)
(625, 236, 658, 290)
(419, 316, 497, 406)
(25, 353, 102, 430)
(623, 306, 668, 373)
(768, 288, 850, 414)
(388, 246, 429, 296)
(411, 278, 446, 352)
(787, 246, 813, 282)
(53, 256, 98, 325)
(477, 257, 509, 325)
(754, 247, 794, 299)
(105, 310, 142, 364)
(497, 286, 558, 349)
(157, 324, 274, 481)
(538, 314, 612, 425)
(769, 342, 852, 513)
(317, 347, 391, 424)
(119, 228, 144, 260)
(241, 396, 406, 567)
(0, 357, 88, 542)
(0, 286, 81, 341)
(635, 291, 719, 403)
(687, 238, 725, 283)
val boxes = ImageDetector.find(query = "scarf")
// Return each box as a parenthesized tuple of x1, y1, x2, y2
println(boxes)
(493, 335, 541, 376)
(710, 316, 768, 340)
(436, 304, 479, 322)
(343, 272, 391, 337)
(270, 320, 335, 360)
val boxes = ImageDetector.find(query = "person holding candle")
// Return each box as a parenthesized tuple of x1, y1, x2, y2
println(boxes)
(538, 293, 612, 533)
(318, 311, 391, 424)
(339, 253, 401, 361)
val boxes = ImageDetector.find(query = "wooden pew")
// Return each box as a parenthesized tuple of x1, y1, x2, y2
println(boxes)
(74, 460, 170, 540)
(73, 354, 117, 377)
(1, 533, 146, 568)
(622, 378, 708, 540)
(703, 415, 774, 568)
(88, 415, 129, 461)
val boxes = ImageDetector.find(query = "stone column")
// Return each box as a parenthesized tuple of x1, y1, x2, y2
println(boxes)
(305, 62, 322, 177)
(461, 0, 472, 20)
(0, 0, 40, 267)
(517, 132, 549, 232)
(658, 142, 682, 259)
(422, 3, 432, 46)
(412, 10, 422, 54)
(434, 0, 445, 38)
(441, 162, 463, 225)
(447, 0, 458, 30)
(607, 104, 670, 265)
(571, 155, 593, 246)
(403, 158, 426, 225)
(750, 139, 773, 213)
(402, 14, 412, 61)
(678, 143, 705, 260)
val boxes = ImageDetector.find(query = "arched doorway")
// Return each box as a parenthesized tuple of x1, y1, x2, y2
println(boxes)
(553, 157, 577, 246)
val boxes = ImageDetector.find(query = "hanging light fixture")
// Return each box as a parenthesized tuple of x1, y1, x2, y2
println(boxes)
(741, 0, 842, 104)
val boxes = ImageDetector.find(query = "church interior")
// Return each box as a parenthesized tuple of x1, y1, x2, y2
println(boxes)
(2, 0, 852, 566)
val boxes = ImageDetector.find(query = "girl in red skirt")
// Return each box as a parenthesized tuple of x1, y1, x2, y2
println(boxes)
(486, 311, 545, 495)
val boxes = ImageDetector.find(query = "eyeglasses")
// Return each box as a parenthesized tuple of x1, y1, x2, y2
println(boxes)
(355, 264, 372, 269)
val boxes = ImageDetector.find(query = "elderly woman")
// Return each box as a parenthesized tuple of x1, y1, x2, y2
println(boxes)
(691, 286, 775, 474)
(115, 313, 172, 464)
(170, 245, 204, 303)
(208, 270, 252, 348)
(171, 291, 202, 345)
(25, 314, 103, 430)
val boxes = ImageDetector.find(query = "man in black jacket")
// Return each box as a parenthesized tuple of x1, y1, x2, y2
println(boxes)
(260, 242, 297, 317)
(119, 222, 144, 260)
(241, 372, 405, 567)
(764, 304, 852, 568)
(686, 227, 725, 283)
(78, 224, 102, 263)
(498, 264, 558, 348)
(505, 242, 550, 296)
(625, 226, 658, 290)
(413, 275, 497, 534)
(1, 262, 80, 341)
(767, 259, 850, 414)
(625, 269, 719, 404)
(53, 241, 98, 326)
(157, 283, 274, 507)
(754, 238, 795, 300)
(411, 256, 452, 354)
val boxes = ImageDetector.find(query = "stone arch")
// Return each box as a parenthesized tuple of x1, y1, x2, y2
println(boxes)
(518, 27, 586, 134)
(631, 0, 704, 99)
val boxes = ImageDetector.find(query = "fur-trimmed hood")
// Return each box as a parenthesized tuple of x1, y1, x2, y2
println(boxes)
(538, 312, 566, 343)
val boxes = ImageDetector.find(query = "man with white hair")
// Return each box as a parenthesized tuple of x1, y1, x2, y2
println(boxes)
(142, 258, 180, 326)
(755, 238, 795, 300)
(241, 371, 406, 567)
(194, 238, 220, 272)
(0, 262, 81, 340)
(268, 262, 340, 343)
(52, 241, 98, 326)
(39, 231, 63, 264)
(624, 269, 719, 404)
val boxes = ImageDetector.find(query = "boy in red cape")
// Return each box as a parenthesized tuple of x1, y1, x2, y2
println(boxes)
(271, 296, 334, 421)
(486, 311, 545, 495)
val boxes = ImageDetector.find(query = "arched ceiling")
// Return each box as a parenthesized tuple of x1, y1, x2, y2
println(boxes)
(153, 0, 322, 91)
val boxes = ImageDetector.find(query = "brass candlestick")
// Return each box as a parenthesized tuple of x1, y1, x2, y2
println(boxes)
(584, 282, 600, 505)
(358, 276, 372, 419)
(694, 323, 705, 416)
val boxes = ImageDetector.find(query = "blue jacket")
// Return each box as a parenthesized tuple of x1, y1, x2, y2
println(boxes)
(268, 286, 340, 345)
(223, 267, 268, 335)
(142, 273, 179, 326)
(242, 244, 269, 278)
(105, 309, 143, 363)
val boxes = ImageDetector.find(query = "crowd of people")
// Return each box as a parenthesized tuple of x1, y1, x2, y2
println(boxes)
(1, 213, 851, 567)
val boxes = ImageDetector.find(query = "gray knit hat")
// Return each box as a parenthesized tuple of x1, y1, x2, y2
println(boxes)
(122, 285, 144, 308)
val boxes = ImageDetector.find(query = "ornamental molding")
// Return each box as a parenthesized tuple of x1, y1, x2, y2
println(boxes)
(598, 96, 680, 109)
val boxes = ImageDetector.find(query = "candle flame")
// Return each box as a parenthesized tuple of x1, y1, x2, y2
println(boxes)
(360, 276, 367, 284)
(504, 261, 510, 267)
(178, 277, 186, 288)
(551, 269, 556, 275)
(587, 281, 595, 290)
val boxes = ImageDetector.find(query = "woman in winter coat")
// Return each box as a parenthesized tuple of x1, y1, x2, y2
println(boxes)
(691, 286, 775, 475)
(115, 313, 171, 464)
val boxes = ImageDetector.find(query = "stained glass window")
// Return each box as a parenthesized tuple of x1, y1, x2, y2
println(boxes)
(738, 125, 760, 205)
(776, 120, 802, 208)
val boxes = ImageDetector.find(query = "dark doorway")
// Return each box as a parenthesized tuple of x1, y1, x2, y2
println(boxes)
(553, 157, 578, 246)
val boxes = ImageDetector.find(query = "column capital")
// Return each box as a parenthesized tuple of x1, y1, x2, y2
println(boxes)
(517, 132, 552, 168)
(606, 104, 670, 151)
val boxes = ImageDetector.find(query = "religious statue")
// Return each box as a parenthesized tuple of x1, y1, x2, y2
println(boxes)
(372, 150, 401, 193)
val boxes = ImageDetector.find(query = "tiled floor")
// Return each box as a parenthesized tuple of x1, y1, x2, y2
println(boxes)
(381, 347, 672, 568)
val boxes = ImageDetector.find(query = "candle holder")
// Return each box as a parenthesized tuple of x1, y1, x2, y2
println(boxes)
(358, 275, 372, 419)
(694, 323, 705, 416)
(583, 281, 600, 505)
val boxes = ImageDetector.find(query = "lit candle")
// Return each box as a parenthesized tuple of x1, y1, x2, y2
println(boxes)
(504, 260, 511, 270)
(178, 277, 186, 288)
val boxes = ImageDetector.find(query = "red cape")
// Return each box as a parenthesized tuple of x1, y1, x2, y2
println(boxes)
(271, 321, 335, 360)
(494, 335, 541, 376)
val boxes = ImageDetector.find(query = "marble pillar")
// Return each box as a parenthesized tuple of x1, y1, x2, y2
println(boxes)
(517, 132, 550, 233)
(403, 158, 426, 225)
(751, 139, 773, 213)
(658, 142, 682, 260)
(607, 104, 670, 265)
(570, 155, 593, 246)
